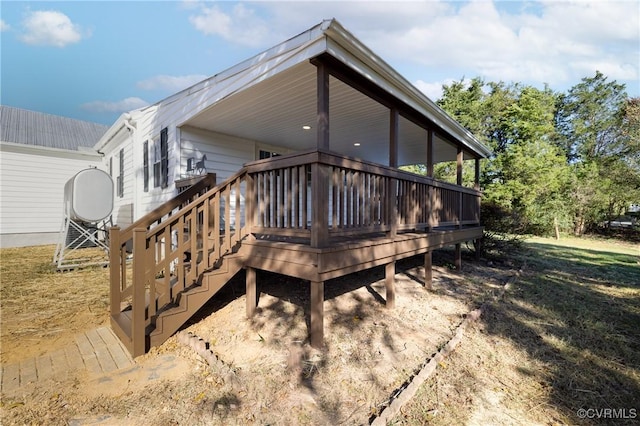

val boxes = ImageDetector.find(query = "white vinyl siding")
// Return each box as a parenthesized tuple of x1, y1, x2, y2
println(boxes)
(0, 145, 102, 246)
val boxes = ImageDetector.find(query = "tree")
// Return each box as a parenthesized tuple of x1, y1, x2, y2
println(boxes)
(556, 72, 638, 234)
(555, 71, 628, 162)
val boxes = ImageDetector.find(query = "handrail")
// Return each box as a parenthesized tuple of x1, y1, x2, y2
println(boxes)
(118, 173, 216, 243)
(245, 149, 481, 196)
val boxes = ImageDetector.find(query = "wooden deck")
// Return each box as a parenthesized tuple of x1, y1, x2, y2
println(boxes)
(109, 150, 483, 357)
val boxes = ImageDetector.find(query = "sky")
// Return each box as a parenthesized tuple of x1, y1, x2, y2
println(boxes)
(1, 0, 639, 126)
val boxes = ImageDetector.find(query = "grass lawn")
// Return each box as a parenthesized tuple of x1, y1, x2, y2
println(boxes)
(395, 236, 640, 425)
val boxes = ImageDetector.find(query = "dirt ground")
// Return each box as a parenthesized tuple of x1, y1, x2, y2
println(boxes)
(1, 246, 519, 425)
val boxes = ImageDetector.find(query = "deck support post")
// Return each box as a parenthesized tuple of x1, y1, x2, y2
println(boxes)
(310, 280, 324, 349)
(385, 261, 396, 309)
(474, 158, 480, 190)
(455, 243, 462, 271)
(132, 228, 147, 357)
(424, 251, 433, 290)
(474, 238, 482, 260)
(246, 267, 257, 318)
(457, 147, 463, 229)
(109, 226, 121, 317)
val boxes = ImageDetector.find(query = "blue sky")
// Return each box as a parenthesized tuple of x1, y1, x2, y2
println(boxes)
(1, 1, 639, 126)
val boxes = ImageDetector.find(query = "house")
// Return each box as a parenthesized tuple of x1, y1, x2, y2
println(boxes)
(0, 106, 107, 248)
(104, 19, 493, 356)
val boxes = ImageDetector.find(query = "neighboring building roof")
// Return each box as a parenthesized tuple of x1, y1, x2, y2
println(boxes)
(0, 105, 108, 151)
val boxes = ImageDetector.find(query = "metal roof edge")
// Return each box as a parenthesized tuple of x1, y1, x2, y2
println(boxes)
(0, 140, 103, 159)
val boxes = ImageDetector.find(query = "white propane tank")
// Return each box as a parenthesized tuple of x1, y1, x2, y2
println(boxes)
(64, 168, 114, 222)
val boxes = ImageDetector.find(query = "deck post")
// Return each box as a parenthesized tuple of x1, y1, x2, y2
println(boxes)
(474, 157, 480, 190)
(310, 280, 324, 348)
(427, 130, 434, 178)
(132, 228, 147, 357)
(455, 243, 462, 271)
(316, 62, 330, 150)
(389, 108, 398, 168)
(246, 267, 257, 318)
(424, 251, 433, 290)
(311, 162, 329, 247)
(457, 147, 463, 228)
(109, 226, 121, 316)
(385, 261, 396, 309)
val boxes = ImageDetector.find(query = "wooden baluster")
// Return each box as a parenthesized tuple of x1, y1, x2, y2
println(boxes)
(224, 186, 231, 253)
(265, 172, 271, 228)
(292, 169, 299, 228)
(203, 198, 211, 268)
(235, 178, 241, 245)
(213, 193, 220, 261)
(246, 173, 255, 236)
(302, 166, 308, 230)
(286, 168, 293, 229)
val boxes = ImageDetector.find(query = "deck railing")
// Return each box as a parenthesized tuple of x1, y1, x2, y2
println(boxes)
(110, 150, 481, 354)
(245, 149, 481, 245)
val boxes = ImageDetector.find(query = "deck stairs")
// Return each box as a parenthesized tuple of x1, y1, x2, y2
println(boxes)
(109, 171, 250, 357)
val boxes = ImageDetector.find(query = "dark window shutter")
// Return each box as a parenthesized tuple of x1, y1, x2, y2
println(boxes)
(143, 141, 149, 192)
(160, 128, 169, 188)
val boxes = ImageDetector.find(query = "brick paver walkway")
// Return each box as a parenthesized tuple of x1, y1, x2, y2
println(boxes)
(1, 326, 134, 393)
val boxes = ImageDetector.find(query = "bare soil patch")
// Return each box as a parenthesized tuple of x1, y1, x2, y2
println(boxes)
(1, 244, 517, 425)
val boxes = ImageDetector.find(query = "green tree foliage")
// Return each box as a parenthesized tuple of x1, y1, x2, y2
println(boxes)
(435, 72, 638, 237)
(438, 79, 571, 236)
(555, 72, 640, 234)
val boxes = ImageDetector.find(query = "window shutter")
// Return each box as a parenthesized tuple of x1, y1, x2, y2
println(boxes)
(160, 128, 168, 188)
(143, 141, 149, 192)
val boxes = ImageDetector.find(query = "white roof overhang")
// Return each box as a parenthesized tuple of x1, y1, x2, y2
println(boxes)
(170, 20, 492, 166)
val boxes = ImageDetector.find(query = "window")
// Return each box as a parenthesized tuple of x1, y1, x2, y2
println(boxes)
(117, 148, 124, 198)
(143, 141, 149, 192)
(153, 128, 169, 188)
(259, 150, 281, 160)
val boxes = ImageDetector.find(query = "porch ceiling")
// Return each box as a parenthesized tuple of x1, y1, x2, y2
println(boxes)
(184, 62, 473, 166)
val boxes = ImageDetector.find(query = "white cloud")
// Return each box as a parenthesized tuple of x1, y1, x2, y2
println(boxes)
(19, 10, 84, 47)
(81, 97, 149, 113)
(189, 3, 274, 47)
(205, 1, 637, 91)
(0, 19, 10, 32)
(137, 74, 208, 91)
(414, 80, 447, 101)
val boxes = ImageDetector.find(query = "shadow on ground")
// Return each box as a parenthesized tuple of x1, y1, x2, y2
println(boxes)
(480, 241, 640, 424)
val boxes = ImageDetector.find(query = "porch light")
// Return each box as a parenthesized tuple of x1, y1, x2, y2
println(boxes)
(302, 125, 312, 130)
(354, 142, 361, 146)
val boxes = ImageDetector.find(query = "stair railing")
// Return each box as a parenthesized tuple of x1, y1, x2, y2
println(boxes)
(109, 171, 252, 355)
